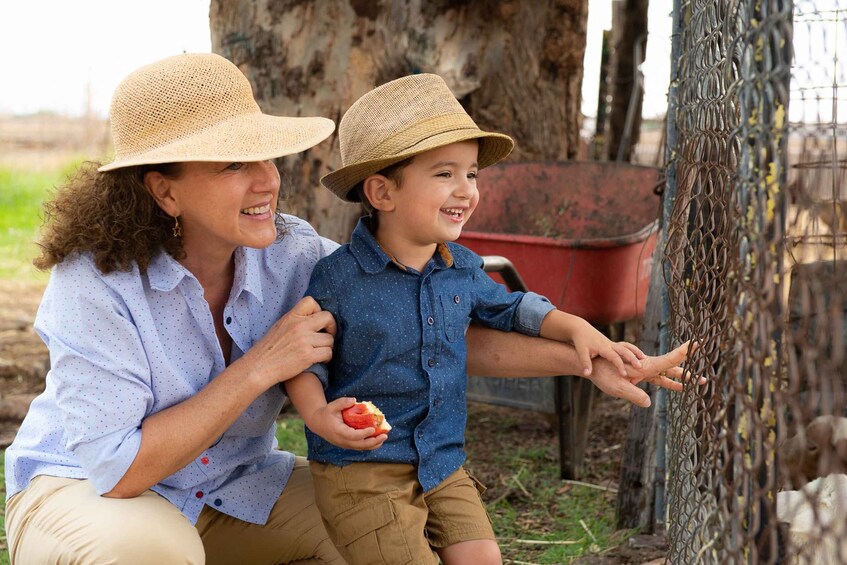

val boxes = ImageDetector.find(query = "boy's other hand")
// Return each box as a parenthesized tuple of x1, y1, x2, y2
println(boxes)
(307, 397, 388, 451)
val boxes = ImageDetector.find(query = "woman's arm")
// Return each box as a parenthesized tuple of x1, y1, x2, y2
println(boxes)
(465, 325, 691, 408)
(106, 297, 335, 498)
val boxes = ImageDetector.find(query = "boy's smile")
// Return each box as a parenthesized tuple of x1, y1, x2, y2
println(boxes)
(374, 140, 480, 270)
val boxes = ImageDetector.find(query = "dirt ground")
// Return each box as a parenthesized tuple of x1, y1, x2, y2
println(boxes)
(0, 279, 665, 564)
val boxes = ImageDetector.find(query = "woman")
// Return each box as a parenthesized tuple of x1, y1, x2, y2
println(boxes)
(4, 53, 690, 564)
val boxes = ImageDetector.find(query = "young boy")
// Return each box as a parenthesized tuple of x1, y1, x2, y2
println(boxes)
(285, 74, 645, 565)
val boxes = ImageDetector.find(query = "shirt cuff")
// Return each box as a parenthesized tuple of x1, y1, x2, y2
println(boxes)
(514, 292, 556, 336)
(305, 363, 329, 388)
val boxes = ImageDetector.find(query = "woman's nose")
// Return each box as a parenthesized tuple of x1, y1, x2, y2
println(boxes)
(253, 160, 280, 188)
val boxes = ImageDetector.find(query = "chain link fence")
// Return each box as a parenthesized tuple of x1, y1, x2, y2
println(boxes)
(661, 0, 846, 562)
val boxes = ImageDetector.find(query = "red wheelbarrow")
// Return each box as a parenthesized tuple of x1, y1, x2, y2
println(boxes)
(460, 161, 662, 479)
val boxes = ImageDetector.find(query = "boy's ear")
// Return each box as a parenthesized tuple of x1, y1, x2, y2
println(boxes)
(143, 171, 180, 217)
(362, 175, 396, 212)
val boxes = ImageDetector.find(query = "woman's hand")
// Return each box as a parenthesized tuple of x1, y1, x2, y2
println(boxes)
(242, 296, 337, 387)
(304, 397, 388, 451)
(587, 341, 698, 408)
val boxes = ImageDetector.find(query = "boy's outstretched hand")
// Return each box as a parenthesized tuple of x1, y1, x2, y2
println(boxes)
(569, 319, 646, 377)
(587, 341, 699, 408)
(541, 311, 645, 377)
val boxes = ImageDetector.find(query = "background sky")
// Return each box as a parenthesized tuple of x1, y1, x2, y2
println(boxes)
(0, 0, 671, 119)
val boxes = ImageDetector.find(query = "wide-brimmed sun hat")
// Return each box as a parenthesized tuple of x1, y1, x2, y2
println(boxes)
(321, 73, 515, 202)
(98, 53, 335, 172)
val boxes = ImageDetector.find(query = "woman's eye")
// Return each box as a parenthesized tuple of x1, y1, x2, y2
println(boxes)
(226, 162, 244, 171)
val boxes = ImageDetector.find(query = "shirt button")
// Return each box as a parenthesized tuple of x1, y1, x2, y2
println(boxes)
(433, 399, 440, 407)
(200, 456, 210, 465)
(225, 316, 232, 325)
(214, 498, 223, 507)
(453, 295, 460, 304)
(427, 359, 436, 368)
(195, 491, 204, 499)
(427, 316, 434, 326)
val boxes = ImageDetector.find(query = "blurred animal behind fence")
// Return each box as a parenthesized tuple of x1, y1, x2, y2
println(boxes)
(780, 415, 847, 489)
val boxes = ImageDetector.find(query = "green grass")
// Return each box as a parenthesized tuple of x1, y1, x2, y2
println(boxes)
(275, 414, 308, 456)
(476, 442, 633, 563)
(0, 161, 81, 281)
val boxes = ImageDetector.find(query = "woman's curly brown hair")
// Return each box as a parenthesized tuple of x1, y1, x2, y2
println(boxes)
(34, 161, 186, 275)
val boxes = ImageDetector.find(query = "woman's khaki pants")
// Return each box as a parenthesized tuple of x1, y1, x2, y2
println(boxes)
(5, 458, 345, 564)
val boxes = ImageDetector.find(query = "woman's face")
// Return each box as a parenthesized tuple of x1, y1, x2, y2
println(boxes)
(164, 160, 281, 261)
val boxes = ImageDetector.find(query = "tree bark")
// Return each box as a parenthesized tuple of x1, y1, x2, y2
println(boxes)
(604, 0, 649, 162)
(210, 0, 588, 243)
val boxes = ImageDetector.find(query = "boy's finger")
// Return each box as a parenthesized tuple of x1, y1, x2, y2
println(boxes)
(604, 348, 627, 376)
(621, 341, 647, 360)
(578, 349, 593, 376)
(615, 343, 642, 368)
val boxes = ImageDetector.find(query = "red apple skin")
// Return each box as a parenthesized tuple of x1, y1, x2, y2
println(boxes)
(342, 402, 391, 438)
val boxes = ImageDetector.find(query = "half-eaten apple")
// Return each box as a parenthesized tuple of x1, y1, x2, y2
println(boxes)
(341, 401, 392, 438)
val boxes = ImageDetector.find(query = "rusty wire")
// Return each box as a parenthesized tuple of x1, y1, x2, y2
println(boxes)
(662, 0, 846, 562)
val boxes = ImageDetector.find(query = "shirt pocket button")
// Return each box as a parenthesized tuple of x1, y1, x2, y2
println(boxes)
(439, 295, 465, 342)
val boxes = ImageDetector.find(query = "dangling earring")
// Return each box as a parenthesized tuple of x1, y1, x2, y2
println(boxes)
(172, 216, 182, 238)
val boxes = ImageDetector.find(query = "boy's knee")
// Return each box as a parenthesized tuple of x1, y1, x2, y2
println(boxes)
(438, 539, 502, 565)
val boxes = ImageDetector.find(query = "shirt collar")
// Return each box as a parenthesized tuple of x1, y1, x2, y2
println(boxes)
(146, 247, 264, 303)
(348, 217, 476, 273)
(147, 251, 191, 292)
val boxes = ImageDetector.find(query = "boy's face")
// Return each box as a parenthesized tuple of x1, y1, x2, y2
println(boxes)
(383, 140, 480, 246)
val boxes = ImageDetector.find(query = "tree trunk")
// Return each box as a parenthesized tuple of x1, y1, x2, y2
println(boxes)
(604, 0, 648, 162)
(210, 0, 588, 242)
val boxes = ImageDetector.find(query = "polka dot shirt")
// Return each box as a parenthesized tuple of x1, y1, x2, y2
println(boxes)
(304, 218, 554, 492)
(5, 215, 338, 526)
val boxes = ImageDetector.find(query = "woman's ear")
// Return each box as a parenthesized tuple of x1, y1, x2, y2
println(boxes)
(143, 171, 180, 217)
(362, 175, 396, 212)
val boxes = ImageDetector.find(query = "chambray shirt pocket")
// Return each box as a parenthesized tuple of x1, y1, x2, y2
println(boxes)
(438, 292, 469, 342)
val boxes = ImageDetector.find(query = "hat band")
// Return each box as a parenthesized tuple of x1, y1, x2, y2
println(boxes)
(348, 113, 481, 165)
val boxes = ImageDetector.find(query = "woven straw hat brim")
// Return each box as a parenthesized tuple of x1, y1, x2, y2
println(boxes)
(321, 128, 514, 202)
(99, 114, 334, 172)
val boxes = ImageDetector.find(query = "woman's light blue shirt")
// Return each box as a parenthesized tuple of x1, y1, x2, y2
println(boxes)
(5, 215, 337, 526)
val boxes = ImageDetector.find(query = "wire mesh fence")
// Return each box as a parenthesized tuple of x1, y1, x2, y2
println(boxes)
(662, 0, 846, 562)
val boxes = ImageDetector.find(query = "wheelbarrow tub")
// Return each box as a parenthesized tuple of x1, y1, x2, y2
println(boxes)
(457, 161, 662, 325)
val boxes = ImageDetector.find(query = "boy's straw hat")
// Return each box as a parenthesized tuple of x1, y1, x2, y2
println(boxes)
(99, 53, 335, 171)
(321, 73, 514, 201)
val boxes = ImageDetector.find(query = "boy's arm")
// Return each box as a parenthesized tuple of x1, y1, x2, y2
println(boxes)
(538, 309, 644, 376)
(285, 372, 386, 451)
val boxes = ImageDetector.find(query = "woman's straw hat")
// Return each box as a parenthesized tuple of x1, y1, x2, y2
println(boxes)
(321, 73, 514, 202)
(99, 53, 335, 171)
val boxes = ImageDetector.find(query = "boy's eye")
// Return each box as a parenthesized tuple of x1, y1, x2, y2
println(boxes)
(226, 162, 245, 171)
(468, 171, 478, 180)
(436, 171, 451, 178)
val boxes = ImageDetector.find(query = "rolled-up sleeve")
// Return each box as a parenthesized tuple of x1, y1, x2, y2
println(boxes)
(38, 258, 153, 494)
(514, 292, 556, 336)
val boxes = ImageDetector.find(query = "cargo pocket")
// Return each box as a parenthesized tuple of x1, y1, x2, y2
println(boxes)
(466, 471, 494, 526)
(332, 492, 413, 565)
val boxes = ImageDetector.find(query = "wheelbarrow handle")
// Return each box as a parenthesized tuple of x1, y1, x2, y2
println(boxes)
(481, 256, 529, 293)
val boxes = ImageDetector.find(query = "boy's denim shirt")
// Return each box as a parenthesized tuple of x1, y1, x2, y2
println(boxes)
(304, 218, 555, 492)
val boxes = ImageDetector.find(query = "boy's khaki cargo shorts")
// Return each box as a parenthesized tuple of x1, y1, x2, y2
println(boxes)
(310, 461, 494, 564)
